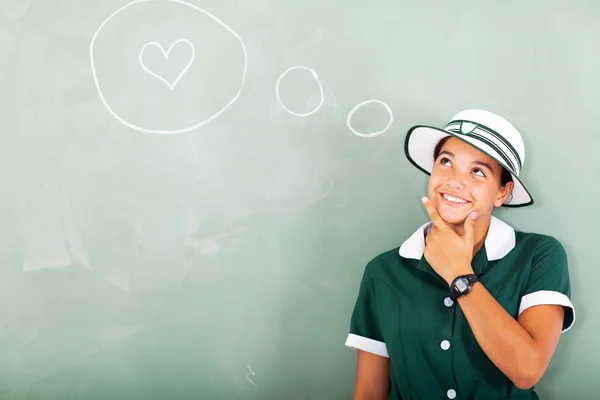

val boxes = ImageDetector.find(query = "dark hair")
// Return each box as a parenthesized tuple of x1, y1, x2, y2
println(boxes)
(433, 136, 513, 187)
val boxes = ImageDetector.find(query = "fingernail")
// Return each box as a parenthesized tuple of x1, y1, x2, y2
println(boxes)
(471, 212, 477, 220)
(421, 197, 427, 204)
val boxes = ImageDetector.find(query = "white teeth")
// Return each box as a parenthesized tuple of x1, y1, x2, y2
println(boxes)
(443, 193, 468, 203)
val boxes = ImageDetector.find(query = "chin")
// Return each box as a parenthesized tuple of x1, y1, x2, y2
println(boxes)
(438, 210, 469, 225)
(433, 198, 473, 225)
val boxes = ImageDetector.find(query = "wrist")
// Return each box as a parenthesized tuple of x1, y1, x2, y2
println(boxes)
(456, 280, 482, 303)
(446, 265, 475, 286)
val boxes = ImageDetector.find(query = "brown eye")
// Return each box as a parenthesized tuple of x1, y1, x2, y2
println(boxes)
(440, 157, 451, 166)
(473, 168, 485, 177)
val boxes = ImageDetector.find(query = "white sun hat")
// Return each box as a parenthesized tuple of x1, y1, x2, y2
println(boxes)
(404, 109, 533, 207)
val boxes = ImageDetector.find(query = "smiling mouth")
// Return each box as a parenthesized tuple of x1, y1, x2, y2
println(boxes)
(440, 192, 471, 205)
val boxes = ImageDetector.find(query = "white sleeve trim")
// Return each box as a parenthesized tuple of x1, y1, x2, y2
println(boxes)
(345, 333, 389, 358)
(519, 290, 575, 333)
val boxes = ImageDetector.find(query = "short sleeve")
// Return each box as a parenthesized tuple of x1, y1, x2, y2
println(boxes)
(518, 236, 575, 333)
(344, 264, 389, 357)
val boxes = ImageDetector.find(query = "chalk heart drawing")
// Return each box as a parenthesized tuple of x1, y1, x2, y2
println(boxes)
(90, 0, 248, 135)
(139, 38, 195, 90)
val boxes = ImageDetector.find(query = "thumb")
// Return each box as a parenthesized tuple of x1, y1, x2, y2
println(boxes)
(464, 211, 477, 245)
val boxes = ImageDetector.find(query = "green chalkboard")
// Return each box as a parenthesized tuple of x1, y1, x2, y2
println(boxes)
(0, 0, 597, 398)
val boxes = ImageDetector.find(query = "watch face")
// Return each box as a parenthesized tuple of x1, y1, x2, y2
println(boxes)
(454, 278, 468, 292)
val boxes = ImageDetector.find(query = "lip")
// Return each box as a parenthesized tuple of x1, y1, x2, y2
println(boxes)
(439, 192, 471, 205)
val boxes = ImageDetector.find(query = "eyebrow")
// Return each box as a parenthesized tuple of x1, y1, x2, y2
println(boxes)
(438, 150, 495, 173)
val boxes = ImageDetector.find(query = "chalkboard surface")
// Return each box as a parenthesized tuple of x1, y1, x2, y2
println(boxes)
(0, 0, 596, 398)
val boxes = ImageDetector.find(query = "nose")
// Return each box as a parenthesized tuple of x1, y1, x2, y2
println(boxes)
(445, 169, 467, 189)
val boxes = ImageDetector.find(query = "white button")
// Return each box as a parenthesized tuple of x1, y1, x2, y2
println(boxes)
(444, 297, 454, 307)
(441, 340, 450, 350)
(447, 389, 456, 399)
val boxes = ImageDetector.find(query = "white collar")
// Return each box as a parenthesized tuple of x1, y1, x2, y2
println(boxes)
(398, 215, 516, 261)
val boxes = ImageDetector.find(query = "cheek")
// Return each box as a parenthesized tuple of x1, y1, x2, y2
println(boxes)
(428, 173, 445, 188)
(427, 177, 441, 197)
(472, 185, 499, 203)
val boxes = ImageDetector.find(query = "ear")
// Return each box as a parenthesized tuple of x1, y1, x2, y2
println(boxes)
(494, 181, 514, 207)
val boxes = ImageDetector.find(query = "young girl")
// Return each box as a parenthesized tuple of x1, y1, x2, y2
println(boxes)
(345, 109, 575, 400)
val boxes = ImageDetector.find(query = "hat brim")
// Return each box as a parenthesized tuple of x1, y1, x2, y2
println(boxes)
(404, 125, 534, 208)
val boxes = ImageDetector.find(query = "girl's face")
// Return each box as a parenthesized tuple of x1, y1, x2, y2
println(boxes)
(427, 137, 514, 227)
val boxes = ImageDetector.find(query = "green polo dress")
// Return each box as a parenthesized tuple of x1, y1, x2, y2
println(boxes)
(345, 216, 575, 400)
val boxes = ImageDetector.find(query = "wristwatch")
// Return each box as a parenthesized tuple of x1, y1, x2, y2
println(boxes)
(449, 274, 479, 301)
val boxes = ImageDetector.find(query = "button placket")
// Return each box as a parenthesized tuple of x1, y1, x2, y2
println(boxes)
(441, 295, 458, 400)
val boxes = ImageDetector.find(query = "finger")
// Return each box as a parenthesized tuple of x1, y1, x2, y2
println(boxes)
(421, 197, 448, 231)
(464, 211, 477, 245)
